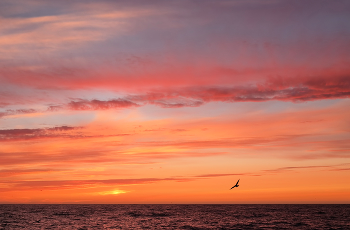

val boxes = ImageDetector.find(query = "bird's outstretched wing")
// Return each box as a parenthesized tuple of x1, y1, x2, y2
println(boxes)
(230, 179, 240, 190)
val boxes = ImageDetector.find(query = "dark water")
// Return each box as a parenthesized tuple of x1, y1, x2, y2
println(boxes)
(0, 204, 349, 229)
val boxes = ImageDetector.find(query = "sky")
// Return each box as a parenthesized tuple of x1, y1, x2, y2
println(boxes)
(0, 0, 350, 204)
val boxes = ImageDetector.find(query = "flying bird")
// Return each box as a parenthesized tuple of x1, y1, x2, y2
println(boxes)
(230, 179, 240, 190)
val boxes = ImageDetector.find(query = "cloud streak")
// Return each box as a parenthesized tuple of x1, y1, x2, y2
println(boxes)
(0, 126, 81, 141)
(38, 75, 350, 113)
(0, 177, 192, 192)
(48, 98, 139, 111)
(128, 75, 350, 106)
(1, 162, 348, 192)
(0, 108, 38, 118)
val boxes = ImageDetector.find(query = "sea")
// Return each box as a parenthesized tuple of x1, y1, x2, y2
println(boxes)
(0, 204, 349, 229)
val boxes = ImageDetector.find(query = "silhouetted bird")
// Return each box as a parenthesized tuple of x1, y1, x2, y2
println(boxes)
(230, 179, 240, 190)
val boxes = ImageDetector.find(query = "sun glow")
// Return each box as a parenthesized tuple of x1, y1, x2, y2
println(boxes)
(99, 189, 128, 195)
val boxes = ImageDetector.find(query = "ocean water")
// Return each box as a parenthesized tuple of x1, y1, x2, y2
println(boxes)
(0, 204, 349, 229)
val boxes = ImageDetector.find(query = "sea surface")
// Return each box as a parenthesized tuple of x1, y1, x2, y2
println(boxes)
(0, 204, 349, 229)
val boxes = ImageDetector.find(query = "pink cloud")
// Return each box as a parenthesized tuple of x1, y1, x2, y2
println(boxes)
(30, 74, 348, 113)
(0, 126, 81, 141)
(0, 108, 37, 118)
(66, 98, 139, 110)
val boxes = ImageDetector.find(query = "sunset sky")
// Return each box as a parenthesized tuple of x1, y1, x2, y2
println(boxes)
(0, 0, 350, 204)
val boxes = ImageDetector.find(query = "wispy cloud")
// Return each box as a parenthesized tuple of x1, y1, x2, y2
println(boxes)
(0, 177, 191, 192)
(0, 125, 80, 141)
(35, 75, 350, 113)
(48, 98, 140, 111)
(0, 108, 38, 118)
(1, 162, 348, 192)
(262, 163, 350, 174)
(0, 168, 56, 177)
(130, 75, 350, 105)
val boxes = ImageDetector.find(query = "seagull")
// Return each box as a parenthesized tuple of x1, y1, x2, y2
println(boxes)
(230, 179, 240, 190)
